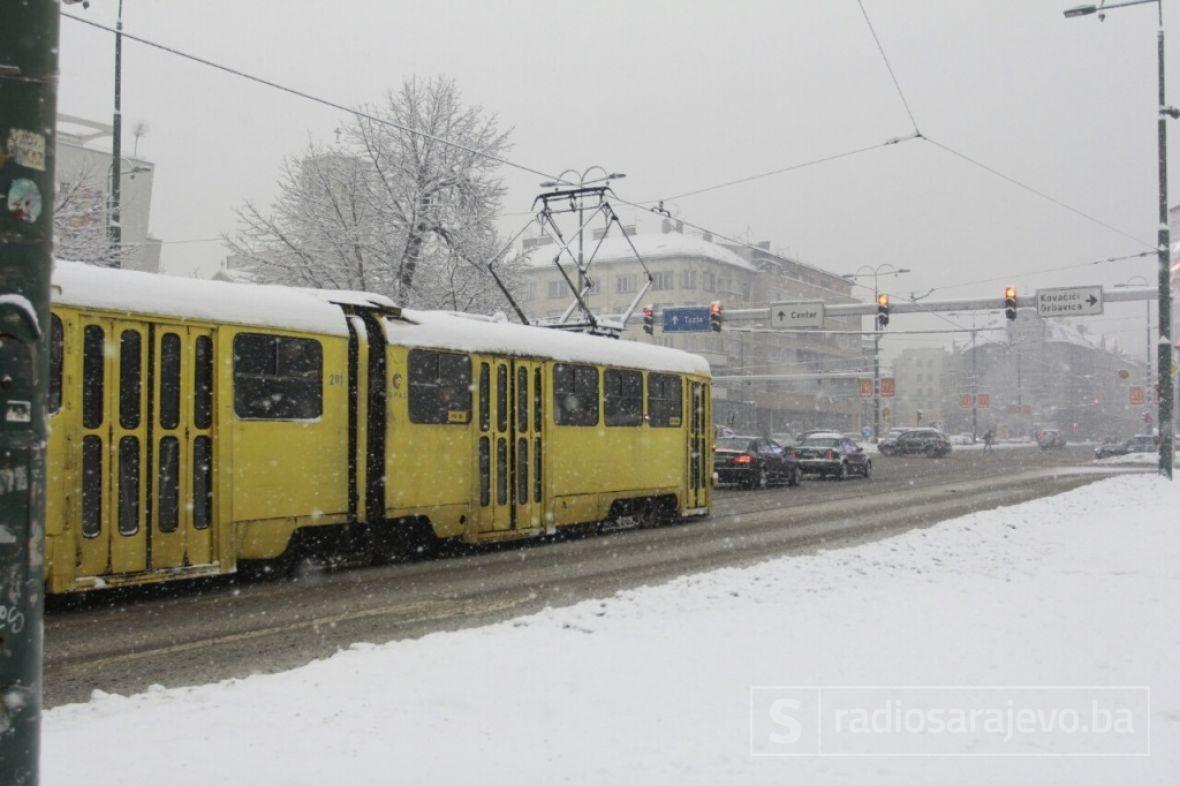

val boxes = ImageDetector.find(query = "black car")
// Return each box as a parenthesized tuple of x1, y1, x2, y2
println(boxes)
(1094, 435, 1157, 459)
(881, 428, 951, 458)
(794, 433, 872, 479)
(876, 427, 910, 456)
(713, 436, 802, 489)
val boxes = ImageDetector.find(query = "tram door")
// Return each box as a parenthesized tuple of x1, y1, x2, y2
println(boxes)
(149, 326, 215, 569)
(476, 357, 543, 534)
(687, 381, 708, 509)
(76, 318, 149, 577)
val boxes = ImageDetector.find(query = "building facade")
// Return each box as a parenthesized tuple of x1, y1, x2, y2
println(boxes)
(518, 221, 862, 436)
(56, 114, 161, 272)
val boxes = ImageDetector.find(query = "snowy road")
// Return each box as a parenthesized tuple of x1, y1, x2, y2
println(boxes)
(43, 445, 1136, 707)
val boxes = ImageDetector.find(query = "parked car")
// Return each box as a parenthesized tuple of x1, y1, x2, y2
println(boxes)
(713, 436, 802, 489)
(949, 433, 974, 446)
(795, 433, 872, 479)
(1094, 434, 1158, 459)
(876, 427, 910, 455)
(1037, 429, 1066, 449)
(881, 428, 952, 458)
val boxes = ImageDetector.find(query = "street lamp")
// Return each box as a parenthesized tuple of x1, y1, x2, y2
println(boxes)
(1065, 0, 1174, 477)
(841, 264, 911, 440)
(1115, 276, 1153, 415)
(537, 167, 626, 320)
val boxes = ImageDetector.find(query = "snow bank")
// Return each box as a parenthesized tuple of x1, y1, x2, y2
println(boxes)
(44, 474, 1179, 784)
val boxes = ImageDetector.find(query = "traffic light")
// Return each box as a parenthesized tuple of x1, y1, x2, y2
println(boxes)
(1004, 286, 1018, 321)
(642, 305, 654, 335)
(876, 293, 890, 328)
(710, 301, 723, 332)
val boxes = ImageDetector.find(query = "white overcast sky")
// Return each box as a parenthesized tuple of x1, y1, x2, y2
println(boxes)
(56, 0, 1179, 358)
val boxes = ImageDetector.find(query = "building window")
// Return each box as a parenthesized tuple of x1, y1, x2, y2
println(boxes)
(553, 363, 598, 426)
(604, 368, 643, 427)
(232, 333, 323, 420)
(651, 271, 675, 291)
(547, 280, 564, 299)
(616, 274, 637, 294)
(702, 271, 716, 292)
(408, 349, 472, 424)
(680, 270, 697, 290)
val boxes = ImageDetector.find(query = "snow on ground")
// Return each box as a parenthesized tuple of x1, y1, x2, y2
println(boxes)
(1095, 452, 1162, 466)
(45, 474, 1179, 785)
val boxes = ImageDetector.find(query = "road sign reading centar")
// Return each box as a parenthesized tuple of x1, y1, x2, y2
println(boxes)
(1036, 285, 1103, 318)
(769, 301, 825, 329)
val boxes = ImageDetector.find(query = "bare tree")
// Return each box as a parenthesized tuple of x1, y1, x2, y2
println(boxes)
(54, 160, 127, 267)
(228, 76, 517, 312)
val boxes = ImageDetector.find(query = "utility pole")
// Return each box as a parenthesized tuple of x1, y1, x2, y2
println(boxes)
(1155, 1, 1175, 478)
(107, 0, 125, 264)
(0, 1, 59, 782)
(971, 323, 979, 439)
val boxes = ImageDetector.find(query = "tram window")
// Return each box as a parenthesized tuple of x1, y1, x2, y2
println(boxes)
(232, 333, 322, 420)
(49, 314, 62, 413)
(81, 435, 102, 538)
(408, 349, 472, 425)
(160, 333, 181, 429)
(119, 331, 142, 430)
(194, 335, 213, 429)
(518, 437, 530, 503)
(604, 368, 643, 427)
(496, 364, 508, 432)
(479, 436, 490, 506)
(517, 366, 529, 432)
(479, 363, 490, 432)
(82, 325, 104, 429)
(496, 438, 508, 504)
(193, 436, 213, 529)
(533, 368, 542, 432)
(553, 363, 598, 426)
(157, 436, 179, 533)
(647, 373, 683, 428)
(118, 436, 139, 535)
(534, 436, 542, 502)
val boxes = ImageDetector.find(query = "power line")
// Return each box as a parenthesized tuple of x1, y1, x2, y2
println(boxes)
(923, 251, 1155, 294)
(61, 13, 563, 184)
(923, 137, 1154, 250)
(856, 0, 921, 134)
(650, 135, 919, 203)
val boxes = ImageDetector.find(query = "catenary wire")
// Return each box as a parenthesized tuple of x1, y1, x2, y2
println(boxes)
(856, 0, 921, 134)
(61, 13, 565, 185)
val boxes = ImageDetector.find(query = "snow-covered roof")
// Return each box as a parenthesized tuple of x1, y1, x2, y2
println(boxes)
(524, 233, 755, 272)
(52, 260, 352, 335)
(390, 310, 711, 376)
(50, 261, 710, 376)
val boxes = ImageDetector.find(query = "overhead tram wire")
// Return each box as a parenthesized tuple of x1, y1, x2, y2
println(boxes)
(923, 251, 1156, 295)
(647, 135, 920, 203)
(921, 137, 1154, 251)
(61, 13, 565, 186)
(856, 0, 921, 135)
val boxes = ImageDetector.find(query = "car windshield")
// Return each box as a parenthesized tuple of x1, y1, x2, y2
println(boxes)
(801, 437, 840, 447)
(715, 437, 753, 451)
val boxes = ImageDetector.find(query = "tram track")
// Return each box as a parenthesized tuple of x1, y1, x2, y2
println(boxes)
(44, 446, 1132, 707)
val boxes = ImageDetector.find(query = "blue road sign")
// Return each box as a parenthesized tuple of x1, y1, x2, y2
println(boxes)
(662, 306, 712, 333)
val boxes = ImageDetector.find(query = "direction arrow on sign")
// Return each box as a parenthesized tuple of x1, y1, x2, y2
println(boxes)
(1036, 286, 1103, 318)
(661, 306, 712, 333)
(769, 300, 825, 329)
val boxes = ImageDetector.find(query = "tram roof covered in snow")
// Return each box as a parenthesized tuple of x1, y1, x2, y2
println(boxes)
(51, 261, 709, 376)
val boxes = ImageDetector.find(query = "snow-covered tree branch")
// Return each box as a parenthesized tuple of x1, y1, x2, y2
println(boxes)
(227, 76, 521, 313)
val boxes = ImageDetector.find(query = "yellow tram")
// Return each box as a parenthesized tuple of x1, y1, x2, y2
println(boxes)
(44, 262, 712, 594)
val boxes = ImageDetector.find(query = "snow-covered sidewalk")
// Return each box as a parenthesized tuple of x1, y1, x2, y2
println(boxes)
(45, 474, 1179, 785)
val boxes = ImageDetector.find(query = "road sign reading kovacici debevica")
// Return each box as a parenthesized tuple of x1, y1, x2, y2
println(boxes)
(769, 301, 825, 328)
(1036, 286, 1103, 317)
(661, 306, 713, 332)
